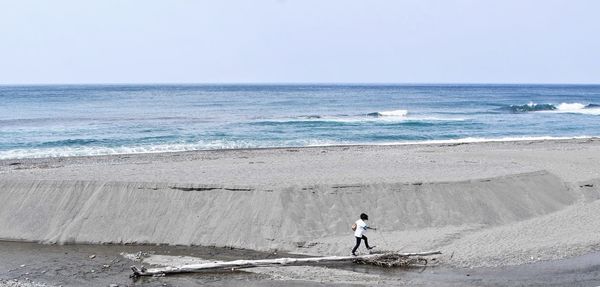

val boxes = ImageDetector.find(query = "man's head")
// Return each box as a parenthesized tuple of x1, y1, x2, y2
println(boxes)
(360, 213, 368, 221)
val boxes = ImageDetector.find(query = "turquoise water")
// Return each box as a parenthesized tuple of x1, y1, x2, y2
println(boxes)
(1, 84, 600, 159)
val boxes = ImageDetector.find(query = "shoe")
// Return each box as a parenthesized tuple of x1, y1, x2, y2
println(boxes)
(352, 252, 357, 256)
(367, 246, 376, 250)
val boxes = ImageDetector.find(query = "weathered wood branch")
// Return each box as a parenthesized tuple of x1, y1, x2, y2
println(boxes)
(131, 250, 442, 277)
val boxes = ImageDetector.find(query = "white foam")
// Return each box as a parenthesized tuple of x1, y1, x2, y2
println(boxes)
(0, 139, 341, 160)
(390, 135, 595, 145)
(307, 135, 597, 148)
(1, 136, 596, 160)
(541, 102, 600, 115)
(557, 102, 586, 111)
(377, 109, 408, 117)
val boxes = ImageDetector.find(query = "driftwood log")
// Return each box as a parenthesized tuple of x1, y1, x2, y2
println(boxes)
(131, 250, 441, 277)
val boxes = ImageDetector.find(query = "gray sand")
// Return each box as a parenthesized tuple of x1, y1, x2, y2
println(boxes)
(1, 138, 600, 276)
(3, 138, 600, 186)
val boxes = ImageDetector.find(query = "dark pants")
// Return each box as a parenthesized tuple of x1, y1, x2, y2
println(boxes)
(352, 235, 370, 254)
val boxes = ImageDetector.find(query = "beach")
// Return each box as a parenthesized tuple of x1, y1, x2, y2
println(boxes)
(3, 0, 600, 284)
(1, 138, 600, 286)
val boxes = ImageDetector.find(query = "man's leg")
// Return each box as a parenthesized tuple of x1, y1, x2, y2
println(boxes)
(363, 235, 372, 249)
(352, 236, 361, 255)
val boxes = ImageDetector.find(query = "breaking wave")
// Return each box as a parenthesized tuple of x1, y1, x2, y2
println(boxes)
(506, 102, 557, 112)
(504, 102, 600, 114)
(0, 139, 342, 160)
(366, 109, 408, 117)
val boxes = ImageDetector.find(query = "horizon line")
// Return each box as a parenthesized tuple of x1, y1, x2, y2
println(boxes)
(2, 81, 600, 86)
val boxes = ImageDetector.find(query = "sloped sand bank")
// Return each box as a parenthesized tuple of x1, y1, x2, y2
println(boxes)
(2, 170, 597, 268)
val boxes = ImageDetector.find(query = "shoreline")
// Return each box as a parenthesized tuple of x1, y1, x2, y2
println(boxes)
(1, 135, 598, 161)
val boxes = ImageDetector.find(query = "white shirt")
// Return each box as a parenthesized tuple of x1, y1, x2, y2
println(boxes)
(354, 219, 368, 237)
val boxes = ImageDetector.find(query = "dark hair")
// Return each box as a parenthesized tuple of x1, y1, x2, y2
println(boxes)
(360, 213, 368, 220)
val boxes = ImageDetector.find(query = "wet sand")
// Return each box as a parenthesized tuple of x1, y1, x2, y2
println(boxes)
(0, 241, 308, 287)
(1, 241, 600, 287)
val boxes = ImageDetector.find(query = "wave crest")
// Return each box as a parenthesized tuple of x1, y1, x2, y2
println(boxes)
(507, 102, 556, 112)
(367, 109, 408, 117)
(505, 102, 600, 114)
(557, 102, 587, 111)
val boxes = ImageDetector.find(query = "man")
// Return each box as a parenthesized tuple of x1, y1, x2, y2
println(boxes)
(352, 213, 376, 256)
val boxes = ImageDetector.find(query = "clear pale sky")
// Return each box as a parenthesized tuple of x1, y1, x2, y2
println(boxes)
(1, 0, 599, 84)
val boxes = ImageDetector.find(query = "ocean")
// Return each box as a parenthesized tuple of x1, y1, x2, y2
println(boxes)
(1, 84, 600, 159)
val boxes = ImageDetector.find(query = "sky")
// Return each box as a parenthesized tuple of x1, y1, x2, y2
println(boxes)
(1, 0, 599, 84)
